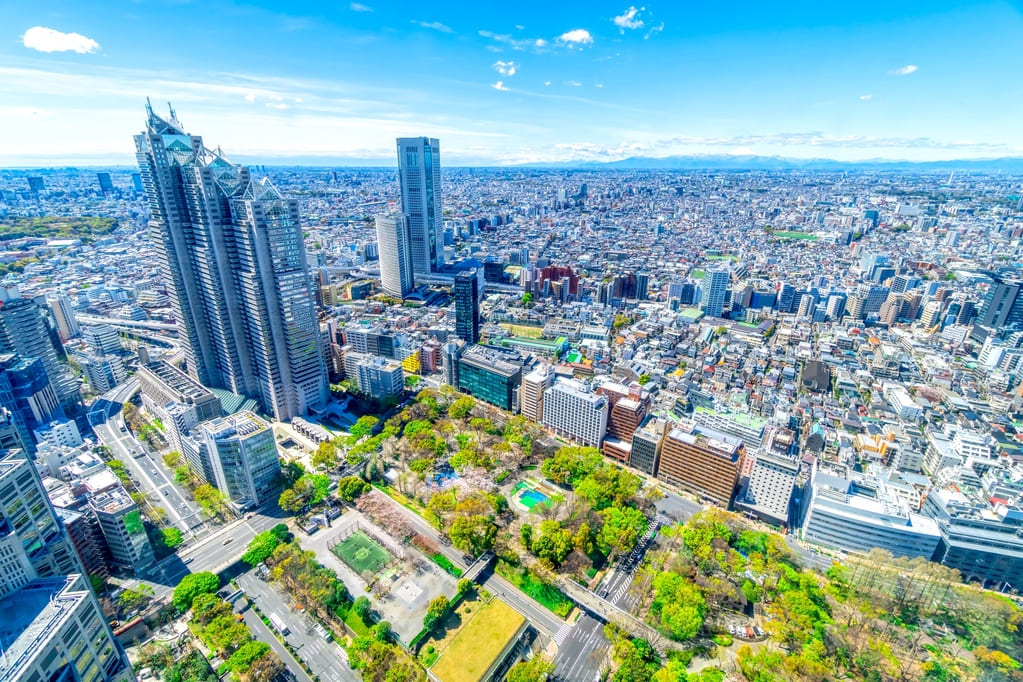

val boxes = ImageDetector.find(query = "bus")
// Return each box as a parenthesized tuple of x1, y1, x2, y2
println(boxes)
(269, 613, 290, 636)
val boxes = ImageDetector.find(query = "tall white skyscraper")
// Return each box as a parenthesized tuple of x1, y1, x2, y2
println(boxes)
(396, 137, 443, 274)
(134, 102, 328, 421)
(701, 267, 730, 318)
(375, 214, 415, 297)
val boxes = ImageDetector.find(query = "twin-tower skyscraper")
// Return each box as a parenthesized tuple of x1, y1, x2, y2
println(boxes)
(134, 102, 328, 421)
(377, 137, 443, 298)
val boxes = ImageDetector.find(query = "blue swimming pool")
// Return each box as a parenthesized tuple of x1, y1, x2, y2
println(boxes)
(519, 488, 550, 510)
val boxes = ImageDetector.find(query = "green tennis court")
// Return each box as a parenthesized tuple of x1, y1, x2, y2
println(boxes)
(332, 531, 392, 575)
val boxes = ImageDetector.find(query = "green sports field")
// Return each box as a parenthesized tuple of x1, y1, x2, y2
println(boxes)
(332, 531, 392, 576)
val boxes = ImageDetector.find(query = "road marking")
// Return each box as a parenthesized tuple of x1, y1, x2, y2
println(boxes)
(553, 622, 573, 647)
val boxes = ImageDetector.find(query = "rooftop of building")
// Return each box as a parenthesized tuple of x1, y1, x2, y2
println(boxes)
(0, 576, 90, 678)
(693, 405, 767, 430)
(202, 410, 271, 440)
(460, 344, 523, 376)
(140, 360, 216, 401)
(88, 485, 135, 514)
(666, 427, 741, 458)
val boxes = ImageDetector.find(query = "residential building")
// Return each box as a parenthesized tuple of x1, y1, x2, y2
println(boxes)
(700, 267, 729, 318)
(658, 426, 744, 507)
(79, 354, 126, 393)
(375, 213, 415, 297)
(542, 378, 609, 448)
(47, 295, 80, 342)
(81, 324, 121, 356)
(520, 364, 554, 423)
(344, 352, 405, 400)
(630, 417, 666, 476)
(736, 451, 800, 527)
(396, 136, 444, 273)
(134, 103, 328, 421)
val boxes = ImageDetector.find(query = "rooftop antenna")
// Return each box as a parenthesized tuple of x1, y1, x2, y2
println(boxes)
(145, 97, 153, 119)
(168, 101, 177, 122)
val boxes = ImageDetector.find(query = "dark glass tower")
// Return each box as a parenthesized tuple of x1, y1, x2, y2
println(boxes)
(454, 269, 480, 344)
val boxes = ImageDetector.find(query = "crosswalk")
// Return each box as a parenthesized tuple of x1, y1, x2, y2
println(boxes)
(553, 622, 574, 647)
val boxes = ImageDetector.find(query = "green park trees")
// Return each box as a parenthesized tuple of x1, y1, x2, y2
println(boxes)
(172, 571, 220, 610)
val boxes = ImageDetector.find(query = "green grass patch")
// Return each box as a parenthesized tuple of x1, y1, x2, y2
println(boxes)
(429, 599, 525, 682)
(713, 633, 733, 647)
(345, 609, 372, 637)
(496, 560, 572, 618)
(431, 553, 463, 577)
(773, 230, 818, 241)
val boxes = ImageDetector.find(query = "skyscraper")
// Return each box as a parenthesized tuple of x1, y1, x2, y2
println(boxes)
(134, 102, 327, 421)
(96, 171, 114, 194)
(701, 267, 730, 318)
(47, 295, 80, 341)
(375, 214, 415, 297)
(454, 269, 480, 344)
(396, 137, 443, 274)
(0, 289, 78, 409)
(199, 411, 281, 509)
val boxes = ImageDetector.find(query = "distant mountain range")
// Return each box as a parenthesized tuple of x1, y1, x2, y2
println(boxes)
(512, 155, 1023, 172)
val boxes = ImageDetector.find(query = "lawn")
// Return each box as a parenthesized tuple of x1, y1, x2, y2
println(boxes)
(774, 230, 818, 241)
(332, 531, 392, 576)
(430, 599, 526, 682)
(345, 609, 372, 637)
(495, 560, 573, 618)
(499, 323, 545, 339)
(431, 553, 463, 577)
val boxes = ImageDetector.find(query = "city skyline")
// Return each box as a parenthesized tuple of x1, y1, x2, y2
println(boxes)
(2, 1, 1023, 166)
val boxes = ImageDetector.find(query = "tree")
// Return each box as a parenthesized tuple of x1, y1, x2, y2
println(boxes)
(242, 530, 282, 567)
(350, 415, 380, 440)
(530, 520, 574, 567)
(312, 441, 339, 470)
(448, 395, 476, 419)
(520, 523, 534, 551)
(448, 514, 497, 556)
(237, 650, 284, 682)
(424, 595, 450, 630)
(596, 506, 648, 556)
(638, 373, 651, 385)
(117, 585, 154, 614)
(506, 655, 555, 682)
(173, 571, 220, 610)
(161, 527, 184, 549)
(337, 475, 371, 503)
(650, 572, 706, 641)
(194, 484, 228, 519)
(353, 595, 372, 620)
(224, 640, 270, 673)
(279, 473, 331, 511)
(457, 578, 473, 595)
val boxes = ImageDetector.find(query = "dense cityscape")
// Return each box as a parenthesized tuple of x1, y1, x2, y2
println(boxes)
(0, 98, 1020, 682)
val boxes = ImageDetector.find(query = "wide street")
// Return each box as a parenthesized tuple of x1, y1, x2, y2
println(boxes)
(90, 380, 203, 537)
(236, 572, 358, 682)
(237, 593, 314, 682)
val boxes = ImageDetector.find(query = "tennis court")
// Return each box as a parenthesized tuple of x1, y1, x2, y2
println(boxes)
(332, 531, 392, 576)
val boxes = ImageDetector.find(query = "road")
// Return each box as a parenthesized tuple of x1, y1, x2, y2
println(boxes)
(237, 573, 358, 682)
(552, 615, 608, 682)
(237, 593, 314, 682)
(90, 380, 203, 536)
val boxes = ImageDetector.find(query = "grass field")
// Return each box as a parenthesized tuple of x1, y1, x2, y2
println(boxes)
(499, 323, 544, 339)
(332, 531, 392, 576)
(495, 560, 573, 617)
(430, 599, 526, 682)
(774, 230, 818, 241)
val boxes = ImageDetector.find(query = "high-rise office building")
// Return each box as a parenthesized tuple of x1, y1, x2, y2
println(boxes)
(700, 268, 730, 318)
(200, 411, 282, 509)
(455, 269, 480, 344)
(396, 137, 443, 274)
(96, 171, 114, 194)
(520, 364, 553, 423)
(0, 289, 78, 408)
(375, 214, 415, 297)
(134, 102, 328, 421)
(89, 487, 154, 573)
(542, 379, 609, 448)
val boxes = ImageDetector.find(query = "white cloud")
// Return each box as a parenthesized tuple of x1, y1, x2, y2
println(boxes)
(557, 29, 593, 46)
(889, 64, 918, 75)
(244, 93, 257, 103)
(613, 6, 645, 32)
(413, 20, 453, 33)
(493, 60, 518, 77)
(515, 24, 525, 30)
(595, 83, 604, 89)
(350, 2, 373, 11)
(544, 81, 551, 86)
(265, 102, 290, 110)
(491, 81, 509, 91)
(564, 80, 582, 87)
(644, 22, 664, 39)
(22, 26, 99, 54)
(859, 94, 873, 100)
(535, 38, 547, 47)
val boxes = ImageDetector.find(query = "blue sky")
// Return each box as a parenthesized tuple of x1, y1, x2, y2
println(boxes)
(2, 0, 1023, 165)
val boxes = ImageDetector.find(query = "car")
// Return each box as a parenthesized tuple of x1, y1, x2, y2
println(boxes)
(223, 538, 233, 545)
(181, 503, 188, 509)
(183, 557, 194, 565)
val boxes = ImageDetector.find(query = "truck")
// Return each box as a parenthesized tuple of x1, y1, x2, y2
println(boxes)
(269, 613, 290, 636)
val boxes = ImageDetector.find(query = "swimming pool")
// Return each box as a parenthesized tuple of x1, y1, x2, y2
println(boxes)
(518, 488, 550, 510)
